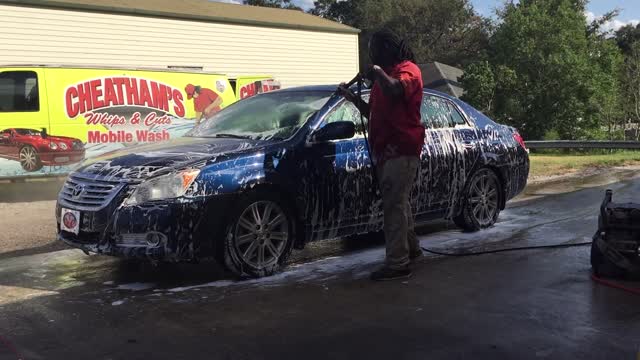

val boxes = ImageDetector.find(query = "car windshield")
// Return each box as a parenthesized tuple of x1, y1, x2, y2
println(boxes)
(14, 129, 41, 136)
(188, 90, 332, 141)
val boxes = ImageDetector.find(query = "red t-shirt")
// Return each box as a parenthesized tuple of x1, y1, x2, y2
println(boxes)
(194, 88, 221, 115)
(369, 61, 424, 164)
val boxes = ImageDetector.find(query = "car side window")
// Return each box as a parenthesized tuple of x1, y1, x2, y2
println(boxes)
(324, 96, 370, 135)
(0, 71, 39, 112)
(0, 130, 10, 141)
(421, 95, 466, 129)
(448, 102, 467, 126)
(422, 95, 450, 129)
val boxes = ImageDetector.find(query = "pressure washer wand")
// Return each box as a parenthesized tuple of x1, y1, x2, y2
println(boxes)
(336, 72, 379, 195)
(334, 72, 364, 95)
(354, 77, 380, 195)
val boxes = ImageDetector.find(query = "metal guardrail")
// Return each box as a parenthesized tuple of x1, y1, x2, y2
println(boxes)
(0, 173, 68, 183)
(526, 140, 640, 149)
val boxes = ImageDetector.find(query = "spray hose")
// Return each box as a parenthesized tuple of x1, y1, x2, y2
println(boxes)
(354, 76, 379, 192)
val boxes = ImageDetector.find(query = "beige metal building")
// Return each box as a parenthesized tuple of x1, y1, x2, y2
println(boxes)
(0, 0, 360, 87)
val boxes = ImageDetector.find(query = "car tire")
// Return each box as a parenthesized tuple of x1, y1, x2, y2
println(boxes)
(223, 191, 295, 278)
(453, 168, 502, 232)
(19, 145, 43, 172)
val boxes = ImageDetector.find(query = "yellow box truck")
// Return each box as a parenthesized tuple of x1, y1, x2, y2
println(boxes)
(0, 65, 277, 177)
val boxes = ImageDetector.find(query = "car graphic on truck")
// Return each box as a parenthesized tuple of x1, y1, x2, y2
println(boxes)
(0, 128, 85, 171)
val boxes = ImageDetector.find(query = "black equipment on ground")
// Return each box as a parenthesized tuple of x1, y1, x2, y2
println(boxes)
(591, 189, 640, 279)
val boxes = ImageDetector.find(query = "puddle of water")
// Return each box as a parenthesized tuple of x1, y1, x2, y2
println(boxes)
(114, 283, 155, 291)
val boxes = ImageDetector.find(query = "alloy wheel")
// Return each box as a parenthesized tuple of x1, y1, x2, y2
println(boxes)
(20, 147, 38, 171)
(234, 201, 289, 269)
(467, 172, 499, 227)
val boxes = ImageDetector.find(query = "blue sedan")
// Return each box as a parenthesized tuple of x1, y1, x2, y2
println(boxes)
(56, 85, 529, 278)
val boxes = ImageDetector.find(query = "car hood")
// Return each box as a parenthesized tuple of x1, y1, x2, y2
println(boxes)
(78, 136, 264, 179)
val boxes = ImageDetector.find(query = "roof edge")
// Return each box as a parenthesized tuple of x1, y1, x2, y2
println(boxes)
(0, 0, 361, 34)
(0, 63, 229, 74)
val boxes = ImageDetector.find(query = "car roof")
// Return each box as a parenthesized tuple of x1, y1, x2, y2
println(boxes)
(276, 85, 461, 100)
(276, 85, 338, 93)
(272, 85, 495, 128)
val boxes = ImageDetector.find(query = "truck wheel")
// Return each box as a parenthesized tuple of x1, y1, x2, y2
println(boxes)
(223, 192, 295, 278)
(454, 168, 502, 232)
(19, 146, 43, 172)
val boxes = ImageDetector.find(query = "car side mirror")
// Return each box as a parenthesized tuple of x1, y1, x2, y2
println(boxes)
(311, 121, 355, 143)
(41, 128, 47, 139)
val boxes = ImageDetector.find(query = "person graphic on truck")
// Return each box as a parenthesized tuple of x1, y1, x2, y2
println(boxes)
(185, 83, 223, 125)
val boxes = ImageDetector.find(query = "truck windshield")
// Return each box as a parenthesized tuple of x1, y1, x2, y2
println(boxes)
(188, 90, 332, 141)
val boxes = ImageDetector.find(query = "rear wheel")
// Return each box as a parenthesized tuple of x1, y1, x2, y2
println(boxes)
(454, 168, 501, 232)
(223, 192, 295, 278)
(19, 145, 42, 172)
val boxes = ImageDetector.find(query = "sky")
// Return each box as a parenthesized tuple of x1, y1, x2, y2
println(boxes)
(215, 0, 640, 32)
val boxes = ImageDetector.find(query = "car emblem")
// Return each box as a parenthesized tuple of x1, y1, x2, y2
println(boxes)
(72, 184, 85, 198)
(63, 212, 78, 230)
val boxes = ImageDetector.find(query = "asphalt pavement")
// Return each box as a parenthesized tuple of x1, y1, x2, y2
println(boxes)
(0, 178, 66, 258)
(1, 170, 639, 359)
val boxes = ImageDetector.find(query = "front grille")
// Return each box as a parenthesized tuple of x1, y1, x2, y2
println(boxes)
(59, 173, 127, 211)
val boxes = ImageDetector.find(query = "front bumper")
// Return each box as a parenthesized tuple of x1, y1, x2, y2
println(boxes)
(56, 194, 234, 261)
(41, 150, 85, 165)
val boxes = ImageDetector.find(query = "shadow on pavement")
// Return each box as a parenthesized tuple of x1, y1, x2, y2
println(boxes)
(0, 242, 66, 261)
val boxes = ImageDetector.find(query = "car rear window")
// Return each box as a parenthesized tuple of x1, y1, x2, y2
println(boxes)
(421, 95, 467, 129)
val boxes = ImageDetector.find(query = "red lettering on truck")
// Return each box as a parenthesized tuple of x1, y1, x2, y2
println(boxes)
(64, 77, 187, 119)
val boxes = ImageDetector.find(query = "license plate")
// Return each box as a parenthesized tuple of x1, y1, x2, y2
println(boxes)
(60, 208, 81, 235)
(55, 156, 70, 163)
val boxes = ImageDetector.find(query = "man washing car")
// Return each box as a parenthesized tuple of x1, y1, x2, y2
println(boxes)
(338, 29, 424, 281)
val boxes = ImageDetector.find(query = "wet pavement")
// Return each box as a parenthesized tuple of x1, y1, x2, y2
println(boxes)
(1, 171, 640, 359)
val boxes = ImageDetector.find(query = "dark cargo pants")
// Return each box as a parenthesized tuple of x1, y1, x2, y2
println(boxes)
(377, 156, 421, 270)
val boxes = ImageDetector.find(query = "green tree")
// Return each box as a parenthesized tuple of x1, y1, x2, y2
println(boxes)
(460, 61, 495, 113)
(621, 42, 640, 140)
(383, 0, 491, 67)
(308, 0, 357, 24)
(243, 0, 302, 10)
(308, 0, 491, 69)
(590, 37, 624, 140)
(462, 0, 620, 140)
(616, 23, 640, 55)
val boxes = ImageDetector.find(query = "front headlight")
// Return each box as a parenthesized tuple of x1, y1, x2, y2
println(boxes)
(59, 142, 68, 150)
(125, 169, 200, 206)
(49, 142, 58, 150)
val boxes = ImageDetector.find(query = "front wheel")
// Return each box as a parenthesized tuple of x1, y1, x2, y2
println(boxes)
(453, 168, 502, 232)
(19, 145, 42, 172)
(223, 193, 295, 278)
